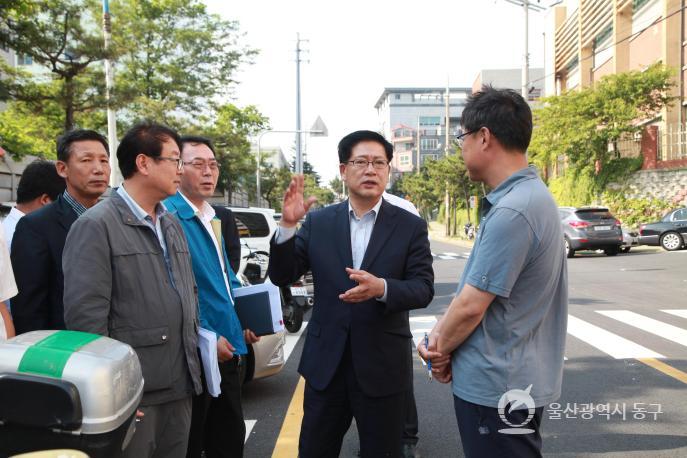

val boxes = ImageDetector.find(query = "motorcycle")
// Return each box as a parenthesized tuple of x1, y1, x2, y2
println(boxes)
(464, 222, 476, 240)
(237, 242, 313, 334)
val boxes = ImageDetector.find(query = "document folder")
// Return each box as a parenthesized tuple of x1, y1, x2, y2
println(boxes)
(233, 282, 285, 336)
(197, 327, 221, 397)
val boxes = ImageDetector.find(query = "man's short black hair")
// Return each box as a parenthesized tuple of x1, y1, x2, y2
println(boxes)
(117, 121, 182, 179)
(56, 129, 109, 163)
(461, 85, 533, 152)
(16, 159, 65, 204)
(337, 130, 393, 164)
(179, 135, 216, 156)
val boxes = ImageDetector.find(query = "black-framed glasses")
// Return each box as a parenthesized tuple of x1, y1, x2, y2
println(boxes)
(345, 159, 389, 170)
(456, 128, 482, 148)
(154, 156, 183, 171)
(183, 159, 221, 171)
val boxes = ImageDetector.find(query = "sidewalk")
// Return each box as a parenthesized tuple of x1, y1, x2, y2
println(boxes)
(428, 221, 474, 250)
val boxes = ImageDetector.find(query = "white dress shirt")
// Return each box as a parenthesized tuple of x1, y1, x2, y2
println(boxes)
(178, 192, 233, 301)
(276, 197, 388, 301)
(2, 207, 25, 250)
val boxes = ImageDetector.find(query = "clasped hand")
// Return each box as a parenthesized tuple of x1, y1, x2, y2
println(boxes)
(417, 333, 453, 383)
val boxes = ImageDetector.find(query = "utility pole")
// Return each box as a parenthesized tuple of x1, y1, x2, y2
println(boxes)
(102, 0, 120, 186)
(416, 116, 421, 174)
(503, 0, 544, 99)
(445, 79, 450, 155)
(294, 34, 308, 174)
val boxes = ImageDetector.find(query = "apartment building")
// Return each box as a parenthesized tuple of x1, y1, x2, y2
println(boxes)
(374, 87, 471, 181)
(547, 0, 686, 167)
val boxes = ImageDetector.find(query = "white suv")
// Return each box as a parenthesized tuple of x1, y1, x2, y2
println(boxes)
(226, 206, 284, 382)
(229, 206, 277, 275)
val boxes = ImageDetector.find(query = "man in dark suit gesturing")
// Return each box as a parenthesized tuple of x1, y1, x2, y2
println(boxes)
(268, 130, 434, 457)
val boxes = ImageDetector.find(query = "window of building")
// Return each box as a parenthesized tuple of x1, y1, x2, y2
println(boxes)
(593, 25, 613, 68)
(565, 57, 580, 90)
(632, 0, 661, 35)
(420, 138, 438, 150)
(399, 154, 411, 166)
(17, 54, 33, 66)
(419, 116, 441, 126)
(424, 154, 438, 162)
(394, 93, 401, 100)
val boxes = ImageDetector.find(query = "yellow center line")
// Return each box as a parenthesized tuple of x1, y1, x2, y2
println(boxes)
(272, 376, 305, 458)
(637, 358, 687, 384)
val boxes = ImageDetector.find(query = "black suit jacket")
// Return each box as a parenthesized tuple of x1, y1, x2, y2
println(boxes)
(268, 199, 434, 397)
(213, 205, 241, 274)
(10, 195, 77, 333)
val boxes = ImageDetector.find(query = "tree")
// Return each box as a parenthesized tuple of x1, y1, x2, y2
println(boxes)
(260, 163, 291, 210)
(329, 176, 344, 200)
(529, 63, 674, 202)
(0, 0, 258, 159)
(111, 0, 257, 124)
(195, 104, 269, 200)
(0, 0, 110, 131)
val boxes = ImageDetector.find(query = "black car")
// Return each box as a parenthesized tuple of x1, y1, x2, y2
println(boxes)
(638, 207, 687, 251)
(559, 207, 623, 258)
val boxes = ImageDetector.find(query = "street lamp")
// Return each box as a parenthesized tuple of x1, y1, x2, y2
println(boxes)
(256, 122, 327, 206)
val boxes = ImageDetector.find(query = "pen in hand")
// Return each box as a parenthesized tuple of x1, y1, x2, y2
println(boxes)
(424, 332, 432, 381)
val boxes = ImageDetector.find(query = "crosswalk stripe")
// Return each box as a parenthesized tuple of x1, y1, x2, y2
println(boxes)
(597, 310, 687, 348)
(567, 315, 665, 359)
(443, 252, 459, 256)
(438, 255, 457, 260)
(661, 309, 687, 320)
(245, 419, 256, 443)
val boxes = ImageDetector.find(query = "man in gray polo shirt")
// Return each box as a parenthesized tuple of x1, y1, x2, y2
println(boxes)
(419, 86, 567, 458)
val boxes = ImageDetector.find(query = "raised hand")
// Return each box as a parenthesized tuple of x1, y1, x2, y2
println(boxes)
(281, 175, 317, 228)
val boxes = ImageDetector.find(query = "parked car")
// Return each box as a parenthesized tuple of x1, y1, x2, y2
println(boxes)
(638, 207, 687, 251)
(559, 207, 623, 258)
(621, 228, 639, 253)
(225, 206, 284, 382)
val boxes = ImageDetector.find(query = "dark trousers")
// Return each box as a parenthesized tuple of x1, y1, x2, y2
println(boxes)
(402, 340, 419, 446)
(453, 395, 544, 458)
(299, 342, 406, 458)
(122, 397, 192, 458)
(187, 356, 246, 458)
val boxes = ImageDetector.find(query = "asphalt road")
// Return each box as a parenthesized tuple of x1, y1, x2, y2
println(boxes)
(242, 240, 687, 457)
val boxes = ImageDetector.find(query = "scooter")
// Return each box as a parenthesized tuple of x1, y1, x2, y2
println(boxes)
(464, 222, 476, 240)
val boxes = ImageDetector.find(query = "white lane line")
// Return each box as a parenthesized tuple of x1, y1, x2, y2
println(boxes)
(443, 252, 459, 256)
(662, 309, 687, 320)
(567, 315, 664, 359)
(244, 419, 257, 443)
(438, 255, 457, 260)
(597, 310, 687, 348)
(431, 252, 437, 257)
(283, 321, 308, 363)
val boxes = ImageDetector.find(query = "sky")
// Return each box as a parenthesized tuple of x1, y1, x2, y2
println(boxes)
(205, 0, 550, 185)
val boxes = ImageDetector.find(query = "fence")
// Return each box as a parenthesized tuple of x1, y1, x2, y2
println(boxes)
(659, 124, 687, 162)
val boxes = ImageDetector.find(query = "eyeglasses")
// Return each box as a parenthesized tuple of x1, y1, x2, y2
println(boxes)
(154, 156, 183, 171)
(345, 159, 389, 170)
(183, 159, 221, 171)
(456, 128, 482, 148)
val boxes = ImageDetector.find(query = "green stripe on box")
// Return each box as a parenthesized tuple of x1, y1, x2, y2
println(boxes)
(17, 330, 102, 378)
